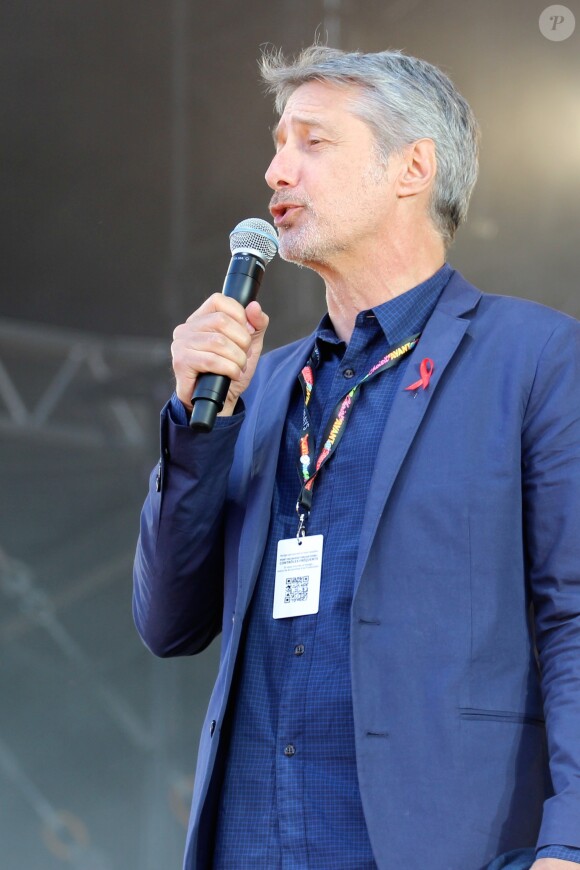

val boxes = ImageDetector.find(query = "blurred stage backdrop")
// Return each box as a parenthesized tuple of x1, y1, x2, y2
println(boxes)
(1, 0, 578, 866)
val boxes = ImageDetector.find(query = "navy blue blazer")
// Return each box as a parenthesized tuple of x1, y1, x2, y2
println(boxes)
(134, 271, 580, 870)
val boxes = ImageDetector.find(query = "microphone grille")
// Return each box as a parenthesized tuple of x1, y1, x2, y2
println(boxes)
(230, 218, 279, 263)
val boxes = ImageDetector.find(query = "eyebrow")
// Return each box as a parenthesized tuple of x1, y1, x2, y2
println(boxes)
(271, 115, 335, 144)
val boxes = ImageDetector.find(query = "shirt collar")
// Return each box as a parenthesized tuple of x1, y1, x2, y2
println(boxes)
(315, 263, 454, 349)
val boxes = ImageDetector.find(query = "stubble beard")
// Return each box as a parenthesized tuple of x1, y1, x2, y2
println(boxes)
(277, 205, 346, 268)
(275, 158, 388, 268)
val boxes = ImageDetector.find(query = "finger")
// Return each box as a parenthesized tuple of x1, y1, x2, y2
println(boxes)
(172, 345, 246, 409)
(245, 301, 269, 336)
(172, 331, 249, 377)
(181, 349, 245, 383)
(174, 311, 253, 355)
(187, 293, 249, 328)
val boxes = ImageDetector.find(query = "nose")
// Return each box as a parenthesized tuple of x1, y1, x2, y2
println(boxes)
(265, 146, 298, 191)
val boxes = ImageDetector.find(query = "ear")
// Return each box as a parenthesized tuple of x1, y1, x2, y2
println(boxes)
(396, 138, 437, 199)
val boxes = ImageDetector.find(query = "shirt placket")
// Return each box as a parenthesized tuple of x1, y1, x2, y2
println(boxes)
(275, 327, 378, 868)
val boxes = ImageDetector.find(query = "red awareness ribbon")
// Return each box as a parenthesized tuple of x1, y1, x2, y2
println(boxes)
(405, 358, 434, 391)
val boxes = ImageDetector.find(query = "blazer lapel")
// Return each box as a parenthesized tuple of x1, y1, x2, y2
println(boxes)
(236, 334, 315, 615)
(233, 272, 482, 610)
(355, 274, 482, 586)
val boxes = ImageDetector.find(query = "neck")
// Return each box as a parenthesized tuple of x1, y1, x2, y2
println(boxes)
(319, 242, 445, 342)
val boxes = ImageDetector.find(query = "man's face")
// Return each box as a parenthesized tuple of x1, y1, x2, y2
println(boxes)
(266, 80, 395, 269)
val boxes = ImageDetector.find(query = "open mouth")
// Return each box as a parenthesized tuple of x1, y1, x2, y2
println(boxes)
(269, 203, 303, 225)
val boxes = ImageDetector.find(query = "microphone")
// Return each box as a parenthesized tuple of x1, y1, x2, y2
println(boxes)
(189, 218, 279, 432)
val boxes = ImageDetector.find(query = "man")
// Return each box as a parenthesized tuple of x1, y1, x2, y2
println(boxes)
(133, 46, 580, 869)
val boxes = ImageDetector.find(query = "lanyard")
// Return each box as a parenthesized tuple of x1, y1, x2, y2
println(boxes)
(295, 332, 420, 537)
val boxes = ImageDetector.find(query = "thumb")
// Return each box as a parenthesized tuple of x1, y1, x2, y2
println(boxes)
(245, 300, 269, 336)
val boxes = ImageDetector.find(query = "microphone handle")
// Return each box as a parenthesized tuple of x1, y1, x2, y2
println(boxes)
(189, 254, 265, 432)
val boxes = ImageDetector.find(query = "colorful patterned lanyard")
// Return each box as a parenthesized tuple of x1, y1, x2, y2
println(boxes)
(295, 332, 421, 537)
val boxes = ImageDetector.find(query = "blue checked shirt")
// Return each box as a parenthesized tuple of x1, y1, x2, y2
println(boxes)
(170, 263, 580, 868)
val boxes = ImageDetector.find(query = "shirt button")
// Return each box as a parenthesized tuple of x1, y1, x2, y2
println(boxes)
(284, 744, 296, 757)
(294, 644, 305, 656)
(343, 368, 355, 379)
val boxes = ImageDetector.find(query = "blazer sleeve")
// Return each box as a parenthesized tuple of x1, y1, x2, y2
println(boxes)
(521, 316, 580, 849)
(132, 399, 244, 658)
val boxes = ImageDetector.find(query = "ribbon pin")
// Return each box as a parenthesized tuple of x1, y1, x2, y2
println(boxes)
(405, 358, 434, 392)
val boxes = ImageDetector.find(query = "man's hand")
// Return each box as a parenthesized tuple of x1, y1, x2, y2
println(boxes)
(171, 296, 269, 417)
(530, 860, 580, 869)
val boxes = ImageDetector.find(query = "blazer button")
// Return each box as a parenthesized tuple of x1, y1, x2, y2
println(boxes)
(284, 744, 296, 757)
(210, 719, 216, 737)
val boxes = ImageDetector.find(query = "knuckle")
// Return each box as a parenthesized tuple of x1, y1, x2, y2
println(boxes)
(172, 323, 187, 341)
(220, 295, 245, 321)
(229, 362, 244, 381)
(207, 330, 228, 350)
(199, 293, 220, 311)
(239, 330, 252, 350)
(171, 350, 188, 376)
(213, 311, 231, 332)
(206, 292, 228, 315)
(194, 351, 215, 375)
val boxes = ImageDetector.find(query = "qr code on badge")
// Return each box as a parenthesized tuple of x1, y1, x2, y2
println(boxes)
(284, 575, 309, 604)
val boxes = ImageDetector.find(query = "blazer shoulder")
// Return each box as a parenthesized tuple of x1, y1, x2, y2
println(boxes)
(447, 271, 580, 340)
(479, 291, 578, 326)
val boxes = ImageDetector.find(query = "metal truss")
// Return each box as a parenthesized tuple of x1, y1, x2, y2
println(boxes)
(0, 545, 153, 751)
(0, 318, 169, 450)
(0, 543, 193, 870)
(0, 545, 142, 869)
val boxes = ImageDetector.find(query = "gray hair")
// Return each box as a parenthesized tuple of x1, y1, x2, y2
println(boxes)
(260, 45, 480, 247)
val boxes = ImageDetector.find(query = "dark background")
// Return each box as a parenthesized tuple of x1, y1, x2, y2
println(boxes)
(1, 1, 578, 867)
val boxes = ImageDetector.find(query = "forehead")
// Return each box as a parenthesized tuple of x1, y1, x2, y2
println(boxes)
(273, 80, 364, 139)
